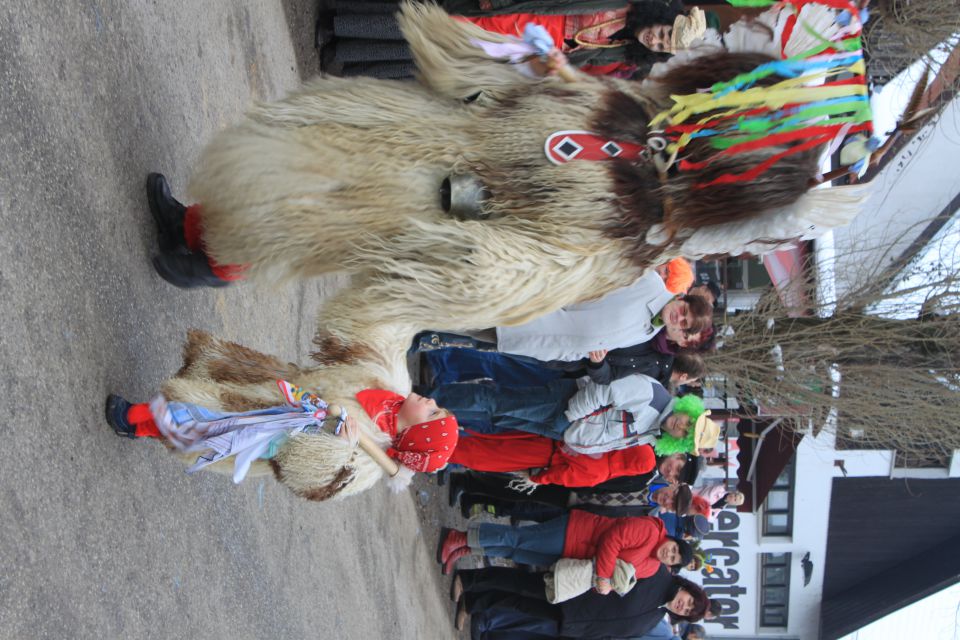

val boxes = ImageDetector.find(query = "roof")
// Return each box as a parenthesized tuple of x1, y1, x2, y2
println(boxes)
(735, 417, 803, 512)
(820, 476, 960, 639)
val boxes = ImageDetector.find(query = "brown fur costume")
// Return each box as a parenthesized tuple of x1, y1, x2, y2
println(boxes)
(186, 3, 824, 355)
(160, 330, 406, 501)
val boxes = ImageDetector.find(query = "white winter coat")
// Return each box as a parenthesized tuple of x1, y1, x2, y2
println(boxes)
(495, 271, 675, 362)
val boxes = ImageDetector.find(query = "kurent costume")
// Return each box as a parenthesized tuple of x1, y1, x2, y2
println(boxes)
(169, 1, 873, 356)
(107, 330, 449, 501)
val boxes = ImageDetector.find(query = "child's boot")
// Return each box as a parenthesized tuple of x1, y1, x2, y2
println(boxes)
(105, 394, 136, 438)
(443, 546, 471, 575)
(437, 527, 468, 565)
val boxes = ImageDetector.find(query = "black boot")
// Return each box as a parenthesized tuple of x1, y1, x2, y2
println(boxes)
(146, 173, 188, 254)
(105, 394, 136, 438)
(152, 251, 230, 289)
(448, 473, 466, 507)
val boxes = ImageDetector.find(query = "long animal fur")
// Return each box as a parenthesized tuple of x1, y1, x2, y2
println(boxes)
(159, 330, 403, 501)
(186, 2, 824, 356)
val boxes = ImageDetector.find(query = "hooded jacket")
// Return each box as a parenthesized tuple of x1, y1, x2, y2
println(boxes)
(562, 373, 674, 454)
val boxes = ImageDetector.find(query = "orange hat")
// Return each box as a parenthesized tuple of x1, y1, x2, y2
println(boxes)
(663, 257, 695, 294)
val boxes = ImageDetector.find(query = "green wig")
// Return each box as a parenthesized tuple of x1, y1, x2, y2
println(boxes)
(654, 394, 706, 456)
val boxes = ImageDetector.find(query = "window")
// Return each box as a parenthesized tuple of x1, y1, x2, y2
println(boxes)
(723, 257, 772, 291)
(760, 553, 791, 628)
(762, 458, 794, 536)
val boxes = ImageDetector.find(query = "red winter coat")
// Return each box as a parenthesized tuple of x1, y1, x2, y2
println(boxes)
(448, 432, 655, 488)
(563, 513, 667, 580)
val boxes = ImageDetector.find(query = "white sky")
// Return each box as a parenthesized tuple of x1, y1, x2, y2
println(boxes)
(838, 582, 960, 640)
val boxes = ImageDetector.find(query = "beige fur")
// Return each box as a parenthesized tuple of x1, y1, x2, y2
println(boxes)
(187, 3, 824, 356)
(187, 4, 646, 348)
(160, 330, 404, 501)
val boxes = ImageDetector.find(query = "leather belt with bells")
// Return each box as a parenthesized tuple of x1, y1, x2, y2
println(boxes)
(544, 130, 667, 165)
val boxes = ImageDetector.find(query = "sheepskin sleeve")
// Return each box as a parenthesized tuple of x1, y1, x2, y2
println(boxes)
(398, 1, 548, 101)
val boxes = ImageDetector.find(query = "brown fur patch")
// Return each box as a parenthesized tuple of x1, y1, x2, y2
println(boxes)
(218, 391, 277, 413)
(207, 339, 302, 384)
(271, 462, 356, 502)
(601, 159, 666, 268)
(311, 330, 372, 365)
(176, 329, 213, 377)
(589, 89, 651, 146)
(299, 466, 356, 501)
(269, 459, 283, 482)
(662, 146, 821, 233)
(654, 52, 781, 97)
(643, 51, 821, 235)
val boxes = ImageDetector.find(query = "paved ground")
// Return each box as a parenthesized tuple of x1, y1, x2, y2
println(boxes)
(0, 2, 460, 638)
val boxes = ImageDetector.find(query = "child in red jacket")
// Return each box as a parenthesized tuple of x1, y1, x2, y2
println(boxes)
(437, 513, 692, 578)
(448, 432, 656, 488)
(106, 385, 458, 488)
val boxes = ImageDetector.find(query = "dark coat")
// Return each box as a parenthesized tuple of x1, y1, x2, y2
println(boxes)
(538, 340, 674, 386)
(571, 469, 656, 493)
(560, 564, 675, 638)
(584, 342, 675, 386)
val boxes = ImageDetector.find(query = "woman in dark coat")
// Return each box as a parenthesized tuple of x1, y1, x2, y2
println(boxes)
(452, 565, 709, 638)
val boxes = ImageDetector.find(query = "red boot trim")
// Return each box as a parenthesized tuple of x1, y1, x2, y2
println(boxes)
(127, 403, 161, 438)
(210, 260, 248, 282)
(184, 204, 248, 281)
(183, 204, 205, 253)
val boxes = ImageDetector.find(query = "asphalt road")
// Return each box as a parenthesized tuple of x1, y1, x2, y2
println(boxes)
(0, 2, 458, 638)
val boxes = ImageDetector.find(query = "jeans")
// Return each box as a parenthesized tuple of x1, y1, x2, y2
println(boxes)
(430, 378, 578, 437)
(469, 597, 561, 639)
(472, 515, 569, 567)
(640, 619, 680, 640)
(460, 568, 561, 639)
(426, 348, 564, 387)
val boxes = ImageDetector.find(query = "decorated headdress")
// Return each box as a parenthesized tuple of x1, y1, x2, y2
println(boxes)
(651, 0, 874, 189)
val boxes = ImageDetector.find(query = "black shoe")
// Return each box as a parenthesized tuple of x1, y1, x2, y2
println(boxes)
(448, 474, 465, 507)
(105, 394, 136, 438)
(315, 14, 335, 50)
(146, 173, 188, 254)
(152, 252, 230, 289)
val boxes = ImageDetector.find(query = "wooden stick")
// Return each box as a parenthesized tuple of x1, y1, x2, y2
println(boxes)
(556, 65, 577, 83)
(358, 431, 401, 477)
